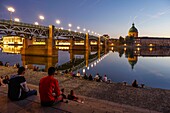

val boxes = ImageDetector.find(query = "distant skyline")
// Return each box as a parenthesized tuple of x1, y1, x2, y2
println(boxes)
(1, 0, 170, 38)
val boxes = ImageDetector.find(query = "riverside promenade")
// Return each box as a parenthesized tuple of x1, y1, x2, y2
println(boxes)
(0, 66, 169, 113)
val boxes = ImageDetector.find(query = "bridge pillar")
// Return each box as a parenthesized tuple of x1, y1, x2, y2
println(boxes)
(98, 47, 101, 59)
(22, 38, 33, 55)
(47, 25, 55, 56)
(45, 57, 53, 72)
(85, 33, 90, 51)
(70, 49, 74, 62)
(69, 37, 74, 50)
(85, 50, 89, 67)
(98, 36, 101, 50)
(104, 39, 108, 54)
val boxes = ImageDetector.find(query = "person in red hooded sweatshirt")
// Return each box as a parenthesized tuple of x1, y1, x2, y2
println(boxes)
(39, 67, 63, 106)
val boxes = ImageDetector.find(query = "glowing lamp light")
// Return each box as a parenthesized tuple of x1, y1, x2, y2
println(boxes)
(88, 30, 90, 33)
(94, 62, 96, 66)
(39, 15, 44, 20)
(83, 69, 85, 73)
(77, 26, 80, 29)
(83, 28, 86, 31)
(56, 20, 61, 24)
(68, 29, 71, 31)
(34, 22, 39, 25)
(60, 27, 64, 30)
(7, 7, 15, 12)
(68, 23, 72, 27)
(14, 18, 20, 22)
(91, 64, 93, 67)
(87, 66, 89, 70)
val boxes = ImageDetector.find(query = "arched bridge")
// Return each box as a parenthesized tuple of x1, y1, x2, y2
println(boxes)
(0, 19, 105, 41)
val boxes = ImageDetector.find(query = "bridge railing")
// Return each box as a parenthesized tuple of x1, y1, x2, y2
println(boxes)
(0, 19, 48, 29)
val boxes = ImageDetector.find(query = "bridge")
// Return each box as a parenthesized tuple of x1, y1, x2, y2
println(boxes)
(0, 19, 109, 56)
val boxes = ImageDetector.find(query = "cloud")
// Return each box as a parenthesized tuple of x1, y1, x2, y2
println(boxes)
(139, 7, 170, 25)
(78, 0, 87, 7)
(133, 16, 138, 21)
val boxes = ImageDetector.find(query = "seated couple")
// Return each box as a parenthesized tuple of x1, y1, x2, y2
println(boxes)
(39, 67, 83, 106)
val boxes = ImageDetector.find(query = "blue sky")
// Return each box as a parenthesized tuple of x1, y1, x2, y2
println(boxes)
(1, 0, 170, 38)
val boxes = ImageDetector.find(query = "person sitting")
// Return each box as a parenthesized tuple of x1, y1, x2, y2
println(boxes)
(3, 75, 9, 84)
(94, 73, 99, 82)
(88, 74, 93, 81)
(8, 66, 37, 101)
(98, 75, 102, 82)
(61, 88, 67, 99)
(75, 71, 81, 77)
(5, 62, 10, 67)
(132, 80, 138, 88)
(39, 67, 63, 106)
(0, 61, 3, 66)
(103, 75, 107, 82)
(68, 90, 84, 103)
(0, 76, 5, 87)
(16, 63, 20, 68)
(83, 73, 88, 80)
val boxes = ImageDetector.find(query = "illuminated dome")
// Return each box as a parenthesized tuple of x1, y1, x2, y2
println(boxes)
(128, 56, 138, 70)
(128, 23, 138, 37)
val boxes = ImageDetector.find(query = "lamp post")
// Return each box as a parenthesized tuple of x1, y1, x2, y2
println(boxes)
(14, 18, 20, 22)
(7, 7, 15, 21)
(39, 15, 44, 25)
(68, 23, 72, 28)
(34, 22, 39, 25)
(56, 19, 61, 28)
(68, 23, 72, 32)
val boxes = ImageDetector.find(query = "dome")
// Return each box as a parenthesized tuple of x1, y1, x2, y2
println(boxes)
(128, 56, 138, 70)
(129, 23, 138, 33)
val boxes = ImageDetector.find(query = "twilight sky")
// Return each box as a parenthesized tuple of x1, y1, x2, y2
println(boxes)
(1, 0, 170, 38)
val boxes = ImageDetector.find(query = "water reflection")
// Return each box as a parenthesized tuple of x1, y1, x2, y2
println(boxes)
(1, 45, 170, 89)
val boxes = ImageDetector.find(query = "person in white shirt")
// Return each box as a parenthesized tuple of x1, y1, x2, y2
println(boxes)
(103, 75, 107, 82)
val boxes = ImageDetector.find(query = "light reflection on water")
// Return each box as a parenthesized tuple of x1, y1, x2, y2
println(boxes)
(1, 46, 170, 89)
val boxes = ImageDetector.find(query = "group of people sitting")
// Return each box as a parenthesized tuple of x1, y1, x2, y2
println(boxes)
(74, 71, 111, 83)
(123, 80, 145, 88)
(0, 75, 10, 87)
(0, 61, 20, 68)
(5, 66, 83, 107)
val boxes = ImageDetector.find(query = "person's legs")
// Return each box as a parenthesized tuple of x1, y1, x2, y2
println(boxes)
(26, 90, 37, 97)
(53, 95, 63, 105)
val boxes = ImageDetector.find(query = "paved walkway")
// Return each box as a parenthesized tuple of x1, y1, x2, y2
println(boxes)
(0, 84, 161, 113)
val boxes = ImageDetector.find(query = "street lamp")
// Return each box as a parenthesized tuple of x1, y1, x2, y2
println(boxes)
(56, 19, 60, 25)
(34, 22, 39, 25)
(7, 7, 15, 21)
(56, 19, 61, 29)
(83, 28, 86, 32)
(39, 15, 44, 20)
(14, 18, 20, 22)
(77, 26, 80, 30)
(68, 23, 72, 27)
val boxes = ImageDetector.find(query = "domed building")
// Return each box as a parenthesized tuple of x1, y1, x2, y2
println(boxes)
(128, 23, 138, 37)
(128, 56, 138, 70)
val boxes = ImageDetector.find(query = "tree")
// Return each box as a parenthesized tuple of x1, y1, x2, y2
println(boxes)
(119, 36, 124, 45)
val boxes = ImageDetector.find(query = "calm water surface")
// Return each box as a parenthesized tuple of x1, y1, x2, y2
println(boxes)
(0, 47, 170, 89)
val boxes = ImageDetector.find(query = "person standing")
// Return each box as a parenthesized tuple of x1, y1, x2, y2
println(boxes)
(39, 67, 63, 106)
(8, 66, 37, 101)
